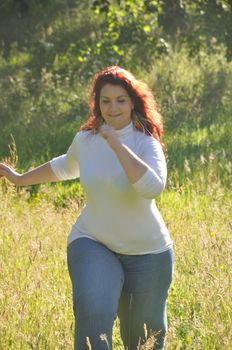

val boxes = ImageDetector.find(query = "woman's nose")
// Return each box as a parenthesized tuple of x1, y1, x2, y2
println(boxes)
(109, 101, 118, 112)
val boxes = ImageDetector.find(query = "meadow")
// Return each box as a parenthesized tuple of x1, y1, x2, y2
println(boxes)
(0, 157, 231, 349)
(0, 1, 232, 349)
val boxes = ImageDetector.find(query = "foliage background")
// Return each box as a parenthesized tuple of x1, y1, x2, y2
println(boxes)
(0, 0, 232, 175)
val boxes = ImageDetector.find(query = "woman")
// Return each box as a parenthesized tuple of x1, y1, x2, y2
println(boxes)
(0, 66, 174, 350)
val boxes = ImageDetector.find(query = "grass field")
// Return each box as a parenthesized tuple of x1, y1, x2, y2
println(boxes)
(0, 176, 231, 350)
(0, 1, 232, 349)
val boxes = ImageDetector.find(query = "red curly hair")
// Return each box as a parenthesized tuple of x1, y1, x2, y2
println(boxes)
(80, 66, 165, 149)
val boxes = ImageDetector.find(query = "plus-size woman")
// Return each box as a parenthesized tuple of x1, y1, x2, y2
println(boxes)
(0, 66, 174, 350)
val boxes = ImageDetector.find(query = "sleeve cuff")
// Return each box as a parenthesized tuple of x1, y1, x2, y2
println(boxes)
(50, 155, 79, 180)
(131, 168, 165, 199)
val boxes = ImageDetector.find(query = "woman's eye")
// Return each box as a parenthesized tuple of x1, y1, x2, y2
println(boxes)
(101, 99, 125, 104)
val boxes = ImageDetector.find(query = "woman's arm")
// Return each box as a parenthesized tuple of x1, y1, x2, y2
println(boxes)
(100, 125, 150, 183)
(0, 162, 59, 186)
(100, 124, 166, 198)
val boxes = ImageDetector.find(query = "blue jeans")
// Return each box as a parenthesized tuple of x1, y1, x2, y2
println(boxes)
(67, 238, 174, 350)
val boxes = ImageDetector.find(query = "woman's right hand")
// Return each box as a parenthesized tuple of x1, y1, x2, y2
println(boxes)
(0, 163, 21, 186)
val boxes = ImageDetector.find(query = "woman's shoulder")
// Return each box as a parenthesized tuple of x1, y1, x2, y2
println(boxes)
(74, 129, 92, 141)
(133, 129, 164, 159)
(134, 128, 161, 146)
(72, 129, 99, 148)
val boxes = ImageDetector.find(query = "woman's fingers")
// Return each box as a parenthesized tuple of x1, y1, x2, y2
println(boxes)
(0, 163, 10, 177)
(99, 124, 116, 139)
(0, 164, 7, 177)
(0, 164, 19, 184)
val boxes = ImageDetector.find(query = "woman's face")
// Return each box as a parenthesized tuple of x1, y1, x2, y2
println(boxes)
(99, 84, 134, 130)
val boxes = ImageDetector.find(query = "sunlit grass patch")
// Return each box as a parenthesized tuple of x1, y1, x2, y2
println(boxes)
(0, 176, 231, 349)
(160, 187, 232, 349)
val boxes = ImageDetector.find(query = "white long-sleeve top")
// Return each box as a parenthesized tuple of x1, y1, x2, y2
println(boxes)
(50, 122, 173, 254)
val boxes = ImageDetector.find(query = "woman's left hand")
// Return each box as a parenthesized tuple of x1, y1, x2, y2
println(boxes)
(99, 124, 121, 150)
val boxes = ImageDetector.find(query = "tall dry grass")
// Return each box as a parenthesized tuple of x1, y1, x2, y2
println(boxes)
(0, 175, 231, 349)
